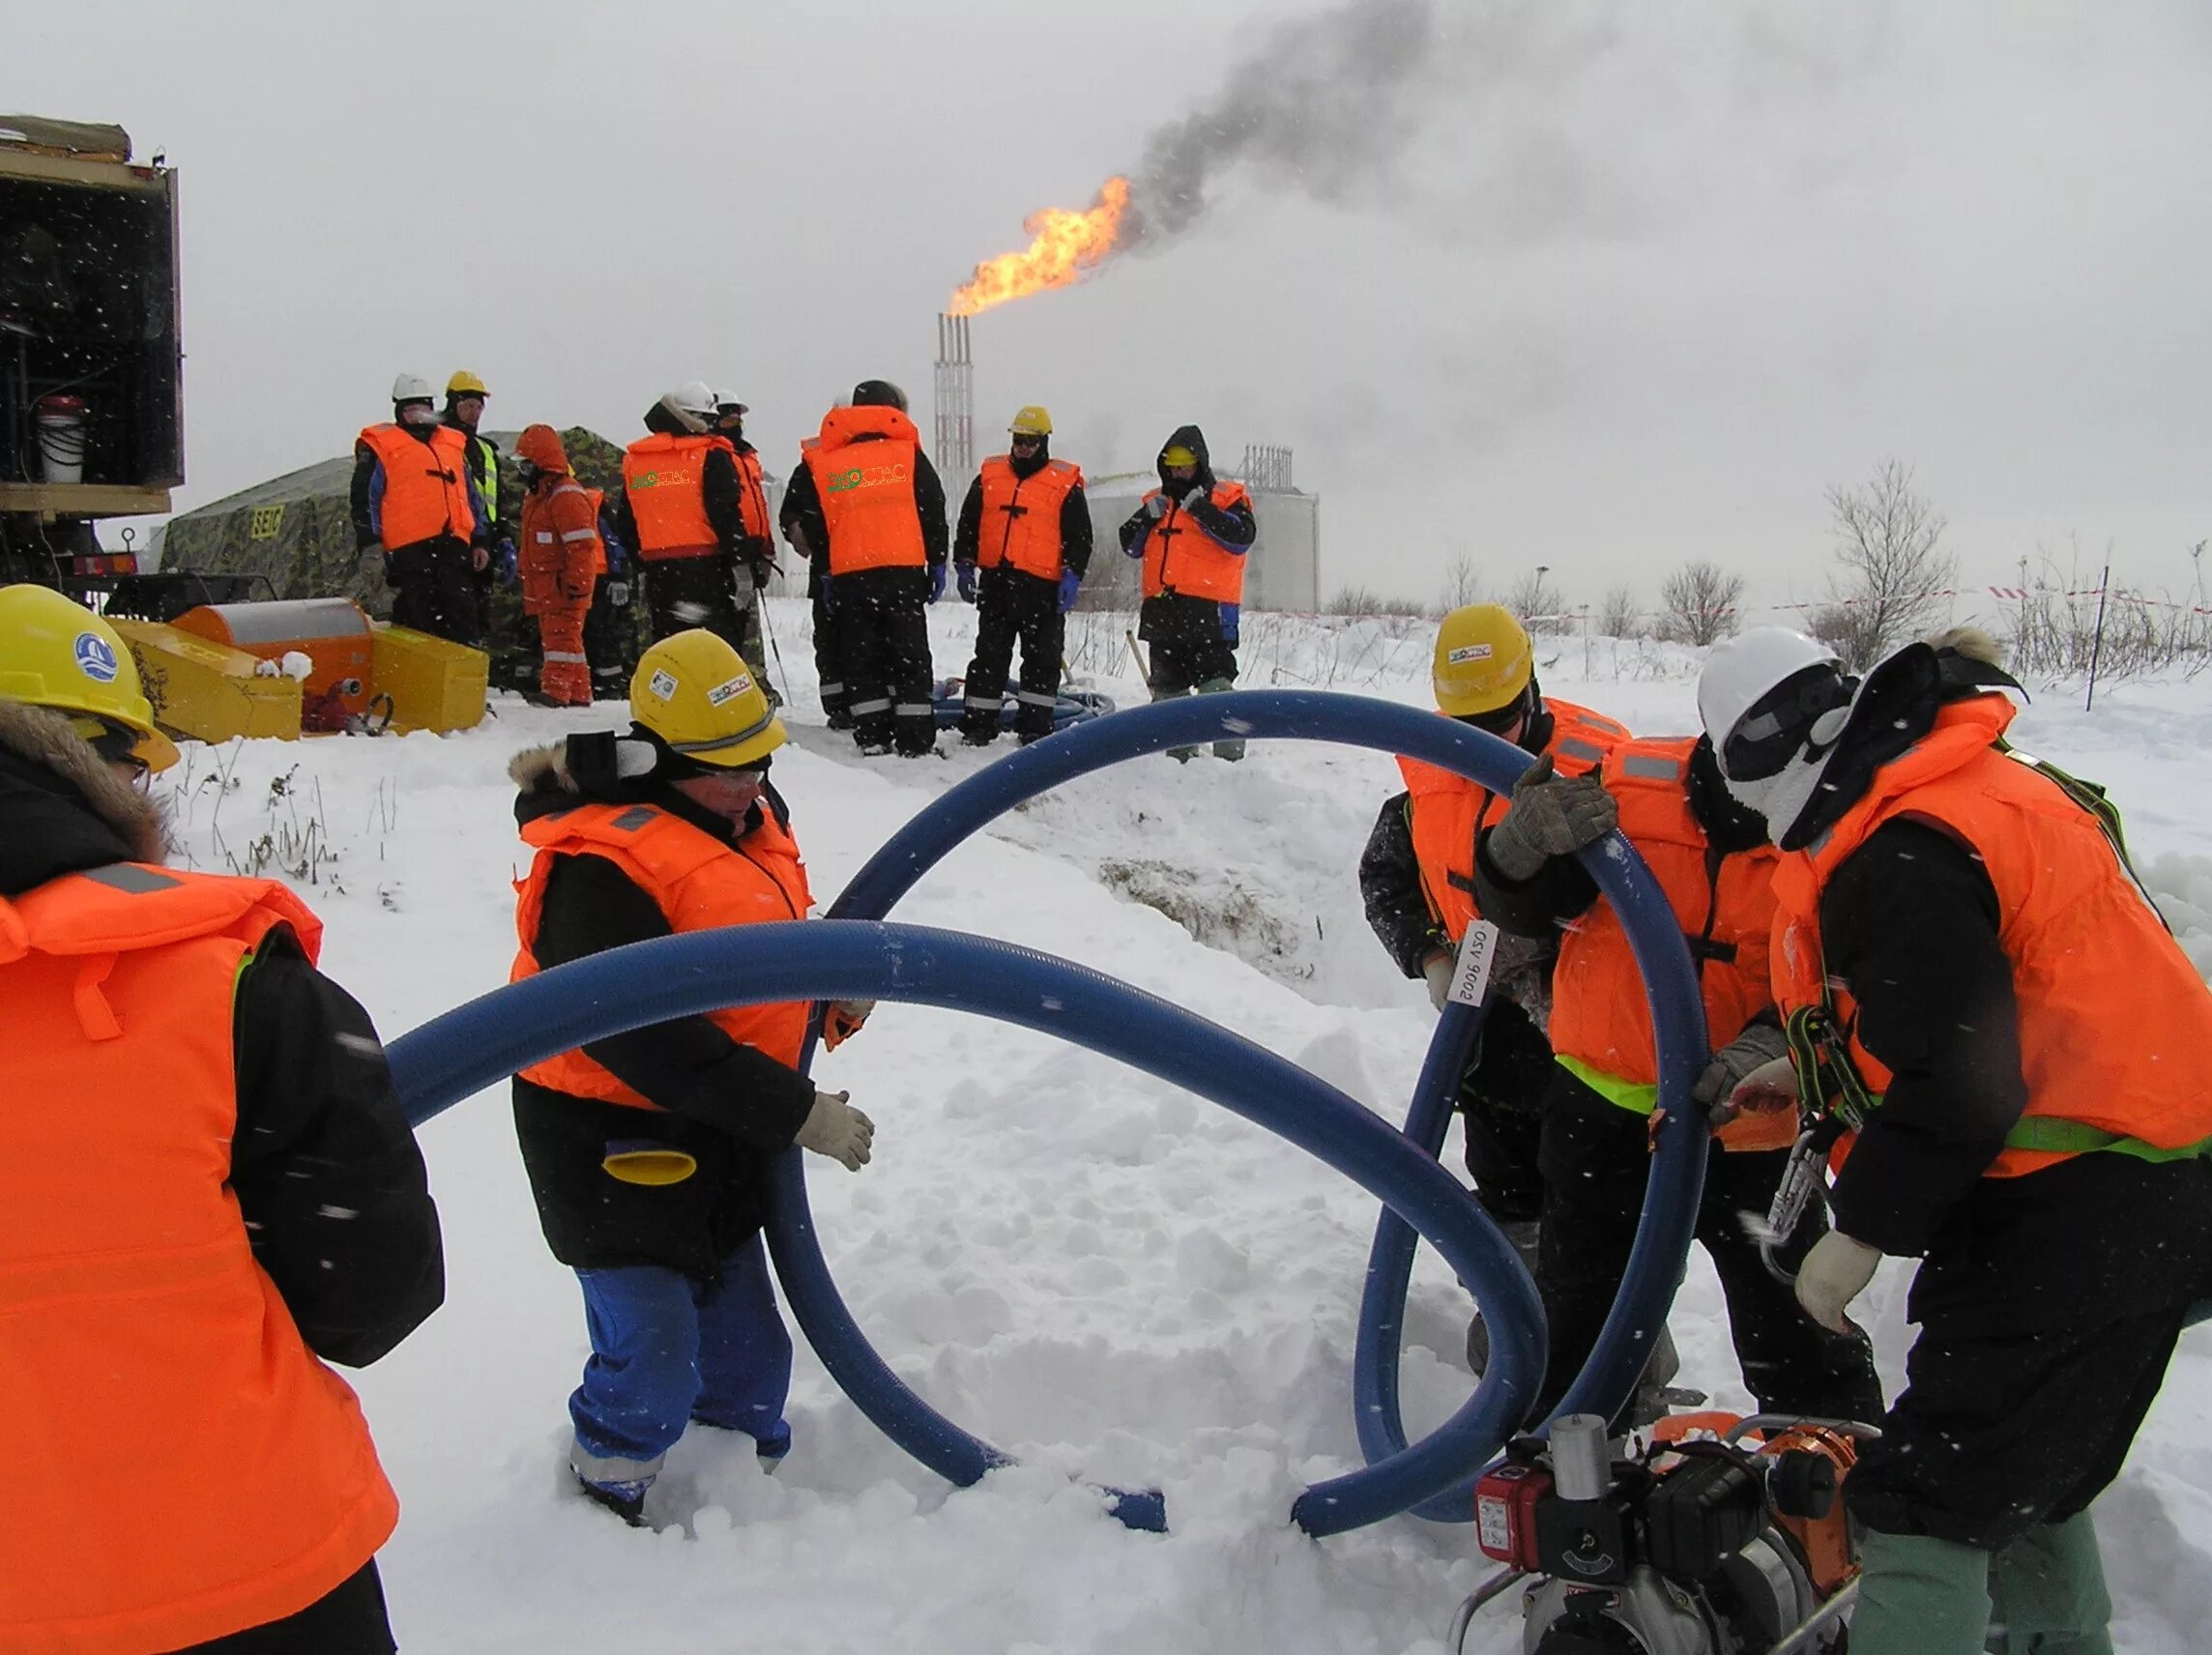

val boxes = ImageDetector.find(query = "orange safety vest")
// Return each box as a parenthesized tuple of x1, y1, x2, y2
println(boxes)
(1772, 693, 2212, 1176)
(975, 454, 1084, 579)
(358, 421, 475, 552)
(803, 406, 927, 576)
(1138, 479, 1252, 604)
(622, 433, 737, 562)
(735, 448, 773, 543)
(1548, 736, 1780, 1113)
(510, 800, 814, 1105)
(1397, 699, 1630, 943)
(519, 481, 605, 611)
(0, 864, 397, 1654)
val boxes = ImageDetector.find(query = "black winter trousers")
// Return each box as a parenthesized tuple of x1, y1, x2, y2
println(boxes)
(582, 574, 635, 701)
(832, 566, 936, 755)
(386, 538, 482, 648)
(1456, 999, 1555, 1226)
(807, 561, 847, 725)
(961, 566, 1064, 742)
(164, 1559, 394, 1654)
(642, 553, 748, 658)
(1138, 593, 1237, 692)
(1532, 1070, 1883, 1428)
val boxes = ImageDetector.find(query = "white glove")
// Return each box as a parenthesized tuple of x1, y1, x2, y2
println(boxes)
(1181, 486, 1208, 510)
(1794, 1231, 1880, 1333)
(1423, 950, 1455, 1013)
(794, 1089, 875, 1172)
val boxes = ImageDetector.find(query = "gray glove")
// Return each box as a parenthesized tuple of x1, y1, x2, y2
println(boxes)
(1423, 949, 1455, 1012)
(1692, 1021, 1790, 1110)
(1485, 755, 1618, 882)
(1144, 495, 1169, 521)
(1181, 486, 1208, 510)
(794, 1089, 874, 1171)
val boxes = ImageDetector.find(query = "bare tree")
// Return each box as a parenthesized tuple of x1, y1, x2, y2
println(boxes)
(1439, 554, 1485, 614)
(1658, 560, 1745, 647)
(1819, 459, 1958, 667)
(1596, 584, 1644, 639)
(1505, 566, 1570, 634)
(1328, 584, 1427, 618)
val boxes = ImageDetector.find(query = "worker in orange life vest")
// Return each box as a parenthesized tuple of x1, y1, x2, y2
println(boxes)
(515, 423, 602, 708)
(1695, 625, 2212, 1655)
(608, 382, 757, 668)
(1119, 424, 1257, 760)
(509, 629, 879, 1524)
(0, 584, 442, 1652)
(350, 371, 491, 645)
(953, 404, 1091, 745)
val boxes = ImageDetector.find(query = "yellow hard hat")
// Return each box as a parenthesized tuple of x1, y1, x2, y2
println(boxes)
(0, 583, 179, 771)
(446, 369, 488, 398)
(1431, 603, 1534, 718)
(1008, 405, 1053, 437)
(629, 629, 785, 768)
(1162, 445, 1199, 468)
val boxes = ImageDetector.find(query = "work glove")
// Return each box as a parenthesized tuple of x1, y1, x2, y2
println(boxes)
(1485, 755, 1619, 883)
(1181, 486, 1208, 512)
(794, 1089, 874, 1171)
(606, 580, 630, 608)
(822, 999, 875, 1052)
(1422, 949, 1455, 1013)
(1057, 568, 1081, 614)
(956, 562, 978, 603)
(929, 562, 947, 604)
(1704, 1051, 1801, 1151)
(471, 544, 491, 573)
(1794, 1231, 1880, 1333)
(499, 542, 520, 589)
(1693, 1023, 1788, 1108)
(1144, 495, 1169, 522)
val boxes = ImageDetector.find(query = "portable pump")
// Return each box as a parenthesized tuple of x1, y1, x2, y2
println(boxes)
(1455, 1411, 1869, 1655)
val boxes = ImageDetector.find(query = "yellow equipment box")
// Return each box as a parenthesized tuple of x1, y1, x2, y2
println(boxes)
(372, 624, 488, 735)
(109, 617, 302, 745)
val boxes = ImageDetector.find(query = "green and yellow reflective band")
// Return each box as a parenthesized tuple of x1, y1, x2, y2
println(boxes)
(2001, 1116, 2212, 1163)
(1556, 1054, 1659, 1117)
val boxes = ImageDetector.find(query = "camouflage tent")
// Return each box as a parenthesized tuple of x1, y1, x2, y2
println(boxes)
(159, 426, 623, 616)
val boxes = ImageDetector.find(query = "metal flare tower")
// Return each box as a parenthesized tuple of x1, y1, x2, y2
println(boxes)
(933, 313, 975, 492)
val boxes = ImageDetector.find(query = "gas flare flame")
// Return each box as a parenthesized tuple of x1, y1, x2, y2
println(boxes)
(949, 177, 1132, 317)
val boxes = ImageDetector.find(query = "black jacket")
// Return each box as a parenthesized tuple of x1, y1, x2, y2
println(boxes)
(0, 723, 443, 1369)
(604, 399, 750, 562)
(1117, 424, 1258, 564)
(780, 429, 950, 574)
(509, 736, 817, 1276)
(954, 441, 1094, 579)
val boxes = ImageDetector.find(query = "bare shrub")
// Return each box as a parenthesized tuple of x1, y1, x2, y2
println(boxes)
(1505, 566, 1571, 634)
(1596, 585, 1644, 640)
(1329, 584, 1427, 618)
(2002, 540, 2212, 683)
(1820, 459, 1958, 667)
(1657, 561, 1745, 647)
(1440, 554, 1485, 614)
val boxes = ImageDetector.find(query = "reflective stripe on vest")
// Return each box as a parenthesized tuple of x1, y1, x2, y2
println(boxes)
(511, 801, 814, 1105)
(0, 865, 396, 1650)
(623, 433, 735, 560)
(1139, 479, 1251, 604)
(359, 422, 474, 551)
(805, 406, 928, 576)
(459, 429, 499, 526)
(1395, 699, 1630, 943)
(1548, 734, 1780, 1101)
(976, 455, 1083, 579)
(1771, 693, 2212, 1176)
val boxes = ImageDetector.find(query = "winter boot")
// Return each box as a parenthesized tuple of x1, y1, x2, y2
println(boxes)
(1851, 1528, 1997, 1655)
(1150, 683, 1198, 762)
(1197, 676, 1244, 761)
(1466, 1219, 1543, 1377)
(1988, 1513, 2115, 1655)
(572, 1468, 649, 1526)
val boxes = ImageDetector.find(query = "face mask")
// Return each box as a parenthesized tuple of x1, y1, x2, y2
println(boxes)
(399, 402, 438, 427)
(1720, 704, 1851, 845)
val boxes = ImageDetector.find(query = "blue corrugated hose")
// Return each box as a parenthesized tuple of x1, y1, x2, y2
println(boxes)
(386, 690, 1711, 1536)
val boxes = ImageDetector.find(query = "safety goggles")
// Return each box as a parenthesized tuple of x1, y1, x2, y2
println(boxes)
(1722, 665, 1853, 781)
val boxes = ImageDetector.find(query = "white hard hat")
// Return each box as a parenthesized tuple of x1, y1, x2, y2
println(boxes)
(712, 389, 747, 415)
(671, 381, 718, 418)
(392, 372, 435, 403)
(1696, 629, 1840, 764)
(1697, 626, 1853, 846)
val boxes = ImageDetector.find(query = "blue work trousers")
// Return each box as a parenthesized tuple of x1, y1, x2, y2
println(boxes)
(568, 1235, 793, 1488)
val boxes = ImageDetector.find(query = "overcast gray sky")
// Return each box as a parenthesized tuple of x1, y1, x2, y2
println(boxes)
(13, 0, 2212, 618)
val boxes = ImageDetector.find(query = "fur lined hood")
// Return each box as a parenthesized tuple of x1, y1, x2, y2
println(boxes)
(1927, 624, 2004, 668)
(0, 701, 167, 891)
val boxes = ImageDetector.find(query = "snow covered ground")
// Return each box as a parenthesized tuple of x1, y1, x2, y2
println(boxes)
(150, 603, 2212, 1654)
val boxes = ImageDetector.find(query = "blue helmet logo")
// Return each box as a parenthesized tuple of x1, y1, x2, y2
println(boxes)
(74, 631, 119, 683)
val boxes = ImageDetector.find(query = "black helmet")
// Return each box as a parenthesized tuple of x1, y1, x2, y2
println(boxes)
(851, 379, 908, 413)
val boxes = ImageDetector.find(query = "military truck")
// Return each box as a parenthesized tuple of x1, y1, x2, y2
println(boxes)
(0, 115, 182, 590)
